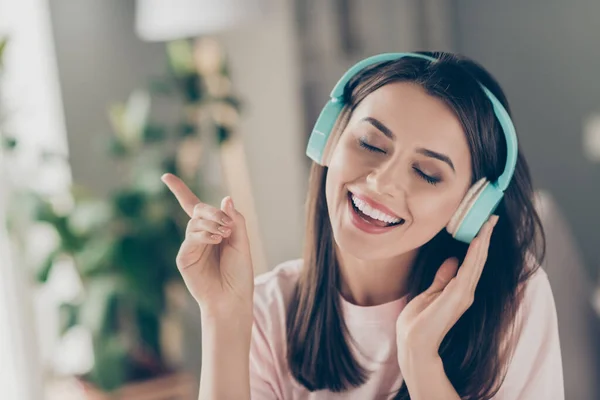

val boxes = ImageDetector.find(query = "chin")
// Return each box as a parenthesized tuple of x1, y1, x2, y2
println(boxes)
(330, 214, 437, 263)
(331, 226, 418, 261)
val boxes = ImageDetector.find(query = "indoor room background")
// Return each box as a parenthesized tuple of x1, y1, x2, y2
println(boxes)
(1, 1, 599, 399)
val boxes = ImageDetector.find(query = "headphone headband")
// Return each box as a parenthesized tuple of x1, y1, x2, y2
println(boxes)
(306, 52, 519, 243)
(325, 52, 518, 191)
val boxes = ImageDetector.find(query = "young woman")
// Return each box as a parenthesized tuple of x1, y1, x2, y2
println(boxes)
(162, 51, 564, 399)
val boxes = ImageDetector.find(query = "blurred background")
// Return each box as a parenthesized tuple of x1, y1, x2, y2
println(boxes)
(1, 0, 599, 399)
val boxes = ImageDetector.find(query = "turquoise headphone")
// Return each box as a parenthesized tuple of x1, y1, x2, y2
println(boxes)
(306, 52, 518, 243)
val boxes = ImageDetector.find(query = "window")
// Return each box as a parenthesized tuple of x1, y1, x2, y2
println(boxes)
(0, 0, 70, 399)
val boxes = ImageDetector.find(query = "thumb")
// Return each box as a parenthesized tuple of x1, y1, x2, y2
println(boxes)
(426, 257, 459, 294)
(220, 196, 240, 220)
(220, 196, 249, 249)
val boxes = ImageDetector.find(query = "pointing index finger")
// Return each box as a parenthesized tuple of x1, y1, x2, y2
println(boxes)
(161, 173, 201, 217)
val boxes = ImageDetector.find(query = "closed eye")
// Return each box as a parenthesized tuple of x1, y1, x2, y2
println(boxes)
(358, 137, 385, 154)
(359, 137, 440, 185)
(413, 167, 441, 185)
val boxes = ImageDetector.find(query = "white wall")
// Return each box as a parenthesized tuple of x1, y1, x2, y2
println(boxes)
(48, 0, 168, 198)
(219, 0, 306, 271)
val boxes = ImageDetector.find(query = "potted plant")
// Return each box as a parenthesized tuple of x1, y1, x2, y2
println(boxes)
(2, 38, 241, 399)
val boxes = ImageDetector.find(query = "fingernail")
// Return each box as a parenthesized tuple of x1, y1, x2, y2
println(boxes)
(218, 226, 230, 234)
(221, 216, 233, 225)
(211, 234, 221, 240)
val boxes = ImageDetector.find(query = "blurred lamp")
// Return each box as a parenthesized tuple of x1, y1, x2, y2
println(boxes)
(135, 0, 269, 41)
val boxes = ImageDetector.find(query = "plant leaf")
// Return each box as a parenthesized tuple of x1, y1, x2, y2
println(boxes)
(148, 77, 175, 95)
(88, 334, 129, 392)
(1, 135, 17, 150)
(79, 276, 119, 335)
(0, 37, 7, 68)
(59, 303, 80, 335)
(142, 123, 166, 144)
(166, 39, 196, 77)
(36, 248, 61, 283)
(67, 199, 112, 237)
(113, 189, 146, 220)
(216, 124, 231, 144)
(73, 233, 115, 276)
(113, 234, 165, 314)
(177, 122, 196, 138)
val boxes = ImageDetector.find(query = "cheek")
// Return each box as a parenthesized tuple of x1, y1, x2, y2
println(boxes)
(409, 190, 463, 226)
(328, 140, 352, 173)
(325, 144, 363, 226)
(328, 139, 373, 183)
(326, 144, 358, 192)
(324, 158, 345, 222)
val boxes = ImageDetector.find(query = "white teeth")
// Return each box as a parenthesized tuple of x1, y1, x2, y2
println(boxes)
(351, 194, 401, 224)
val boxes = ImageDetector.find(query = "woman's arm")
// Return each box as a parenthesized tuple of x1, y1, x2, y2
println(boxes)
(199, 308, 253, 400)
(396, 216, 498, 399)
(401, 355, 460, 400)
(161, 174, 256, 400)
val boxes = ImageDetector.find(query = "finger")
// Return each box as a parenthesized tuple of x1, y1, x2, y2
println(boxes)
(176, 231, 222, 269)
(457, 215, 498, 291)
(455, 235, 482, 284)
(423, 276, 470, 343)
(221, 196, 249, 250)
(161, 173, 201, 218)
(187, 230, 223, 243)
(187, 217, 232, 238)
(425, 257, 459, 294)
(470, 215, 498, 287)
(193, 203, 233, 226)
(221, 196, 241, 221)
(469, 215, 498, 290)
(428, 220, 495, 323)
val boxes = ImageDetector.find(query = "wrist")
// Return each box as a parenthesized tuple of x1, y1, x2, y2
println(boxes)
(399, 350, 443, 384)
(200, 300, 253, 326)
(398, 343, 439, 371)
(200, 306, 253, 370)
(402, 356, 460, 400)
(201, 315, 253, 352)
(198, 303, 253, 400)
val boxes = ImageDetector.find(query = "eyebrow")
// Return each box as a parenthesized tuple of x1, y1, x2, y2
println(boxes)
(416, 148, 455, 172)
(363, 117, 394, 139)
(362, 116, 456, 172)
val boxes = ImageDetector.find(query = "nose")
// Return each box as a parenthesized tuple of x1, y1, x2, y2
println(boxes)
(365, 159, 406, 198)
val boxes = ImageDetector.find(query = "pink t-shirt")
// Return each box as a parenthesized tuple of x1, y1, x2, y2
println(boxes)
(249, 259, 564, 399)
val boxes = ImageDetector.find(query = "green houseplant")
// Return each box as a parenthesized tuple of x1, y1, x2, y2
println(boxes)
(3, 38, 241, 396)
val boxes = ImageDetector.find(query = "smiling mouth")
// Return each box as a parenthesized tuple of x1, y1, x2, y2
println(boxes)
(348, 191, 405, 228)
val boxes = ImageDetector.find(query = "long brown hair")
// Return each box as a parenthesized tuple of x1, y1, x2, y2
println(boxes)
(286, 52, 546, 399)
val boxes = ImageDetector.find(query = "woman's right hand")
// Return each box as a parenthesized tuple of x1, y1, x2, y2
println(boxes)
(162, 173, 254, 318)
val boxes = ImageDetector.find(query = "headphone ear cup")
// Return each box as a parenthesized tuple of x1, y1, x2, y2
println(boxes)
(306, 99, 344, 165)
(450, 181, 504, 243)
(447, 178, 488, 237)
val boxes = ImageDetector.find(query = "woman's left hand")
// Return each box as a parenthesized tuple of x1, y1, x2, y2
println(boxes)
(396, 214, 499, 372)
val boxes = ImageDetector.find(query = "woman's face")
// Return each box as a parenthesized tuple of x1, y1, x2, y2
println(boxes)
(325, 82, 473, 260)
